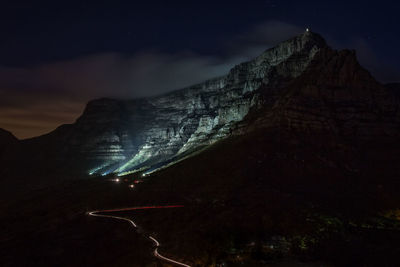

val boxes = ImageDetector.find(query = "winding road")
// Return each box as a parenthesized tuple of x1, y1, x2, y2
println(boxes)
(88, 205, 191, 267)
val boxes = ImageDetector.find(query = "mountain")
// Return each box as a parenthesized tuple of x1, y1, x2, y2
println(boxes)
(4, 30, 400, 178)
(8, 31, 328, 174)
(0, 128, 18, 157)
(2, 31, 400, 267)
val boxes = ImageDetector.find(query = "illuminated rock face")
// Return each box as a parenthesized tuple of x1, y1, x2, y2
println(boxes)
(13, 31, 400, 176)
(24, 32, 330, 174)
(60, 31, 327, 174)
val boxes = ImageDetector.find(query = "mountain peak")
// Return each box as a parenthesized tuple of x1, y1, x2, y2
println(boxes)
(251, 29, 328, 70)
(301, 29, 327, 44)
(242, 38, 399, 139)
(289, 28, 329, 51)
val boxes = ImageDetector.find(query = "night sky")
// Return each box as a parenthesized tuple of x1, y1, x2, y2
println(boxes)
(1, 0, 399, 139)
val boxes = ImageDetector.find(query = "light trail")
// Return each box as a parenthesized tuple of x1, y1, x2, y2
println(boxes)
(88, 211, 138, 227)
(88, 206, 190, 267)
(96, 205, 184, 213)
(149, 236, 191, 267)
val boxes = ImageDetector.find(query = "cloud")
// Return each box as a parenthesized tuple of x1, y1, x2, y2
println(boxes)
(0, 52, 242, 101)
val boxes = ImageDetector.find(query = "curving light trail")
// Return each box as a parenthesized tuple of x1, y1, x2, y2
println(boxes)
(88, 206, 190, 267)
(148, 236, 191, 267)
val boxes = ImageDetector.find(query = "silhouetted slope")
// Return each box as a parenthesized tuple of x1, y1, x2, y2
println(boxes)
(0, 128, 17, 145)
(0, 128, 18, 159)
(130, 126, 400, 266)
(118, 46, 400, 265)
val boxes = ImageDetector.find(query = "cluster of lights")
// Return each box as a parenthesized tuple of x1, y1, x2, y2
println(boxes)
(95, 164, 158, 191)
(109, 176, 138, 189)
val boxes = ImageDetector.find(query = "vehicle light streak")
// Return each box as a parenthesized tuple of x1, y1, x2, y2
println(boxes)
(88, 205, 190, 266)
(88, 211, 137, 227)
(149, 236, 191, 267)
(95, 205, 184, 213)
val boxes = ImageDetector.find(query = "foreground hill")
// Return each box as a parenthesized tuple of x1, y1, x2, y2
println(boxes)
(3, 126, 399, 266)
(130, 127, 400, 266)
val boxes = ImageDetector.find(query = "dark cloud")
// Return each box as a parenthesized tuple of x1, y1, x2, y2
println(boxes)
(0, 53, 232, 99)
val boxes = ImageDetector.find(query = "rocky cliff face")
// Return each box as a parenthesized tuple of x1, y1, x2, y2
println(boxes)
(22, 30, 327, 175)
(16, 31, 400, 176)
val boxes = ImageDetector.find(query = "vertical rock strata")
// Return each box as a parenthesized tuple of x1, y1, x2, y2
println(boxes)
(70, 31, 327, 174)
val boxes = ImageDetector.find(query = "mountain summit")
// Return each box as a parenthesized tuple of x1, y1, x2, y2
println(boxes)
(6, 30, 400, 177)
